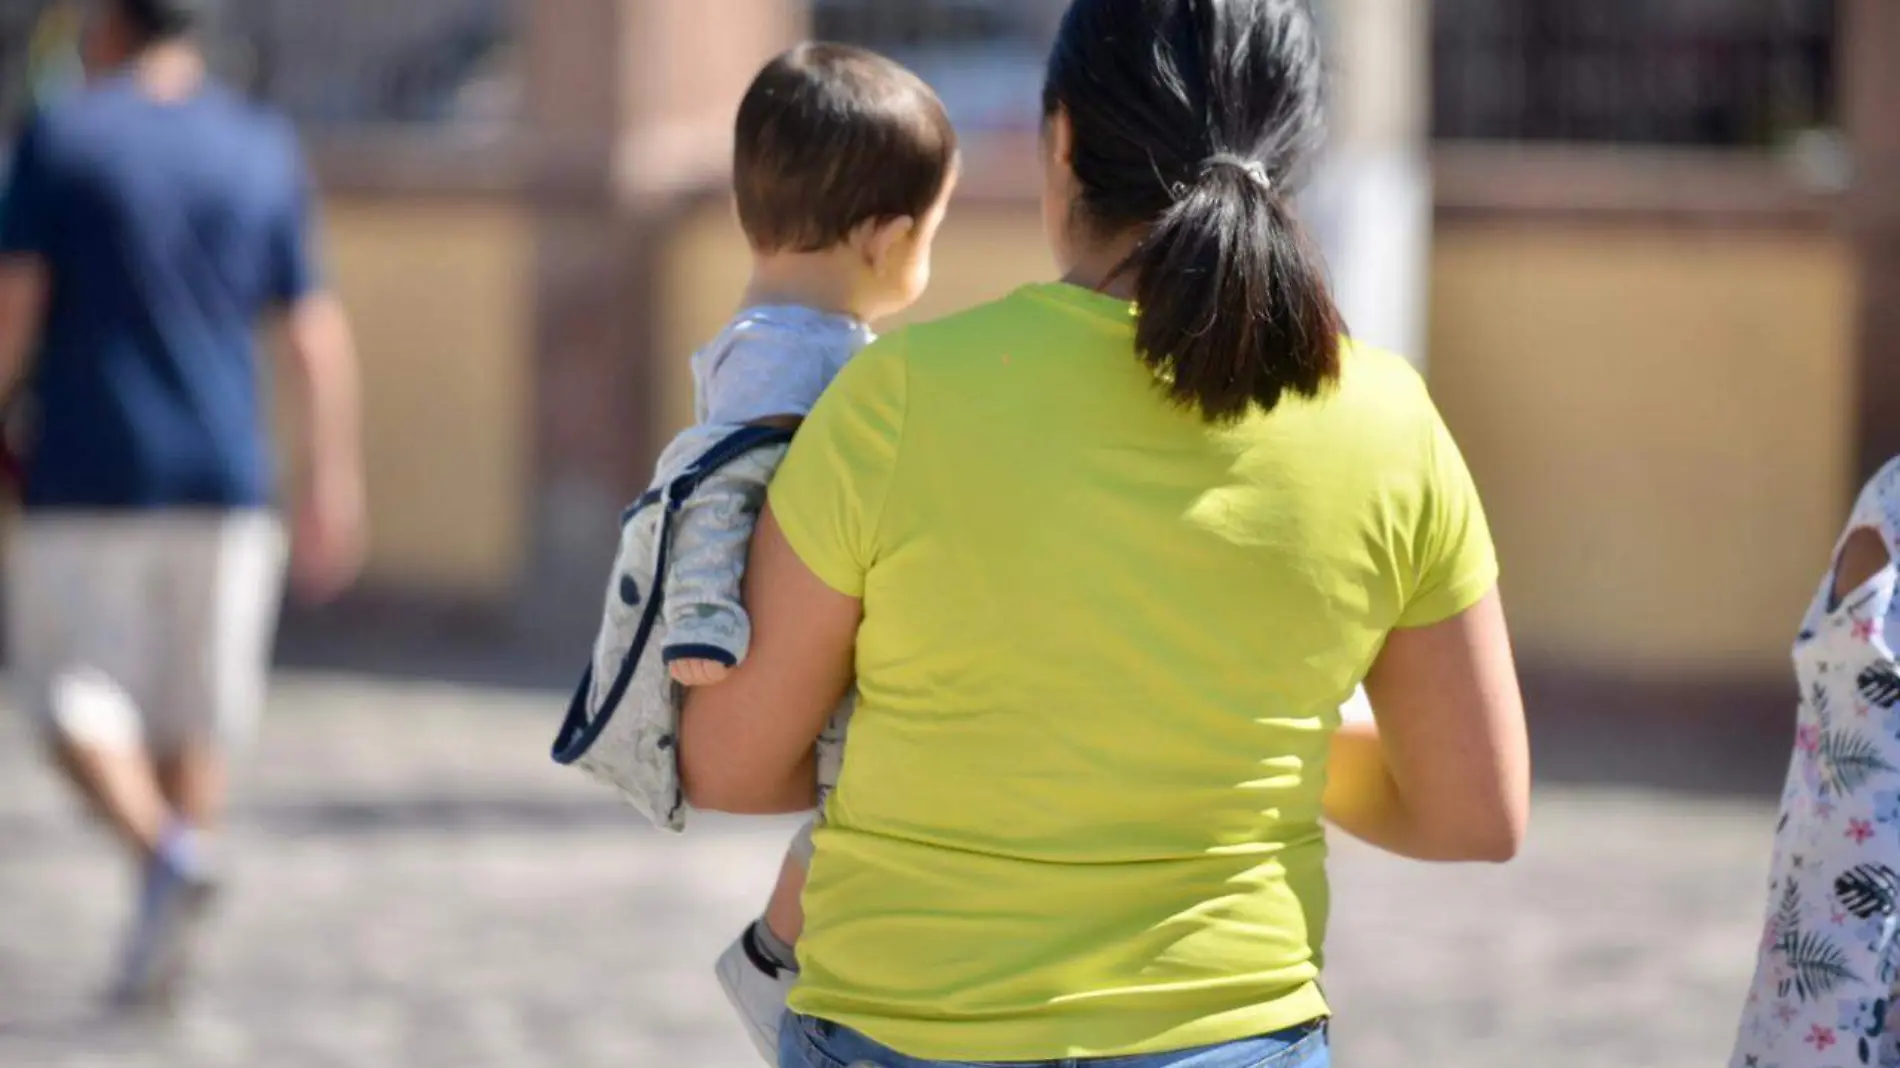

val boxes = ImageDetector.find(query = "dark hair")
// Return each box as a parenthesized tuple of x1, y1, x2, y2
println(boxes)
(112, 0, 205, 42)
(1044, 0, 1344, 423)
(734, 43, 959, 254)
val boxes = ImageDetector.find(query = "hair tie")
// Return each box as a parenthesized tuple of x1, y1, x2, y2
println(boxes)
(1201, 154, 1273, 192)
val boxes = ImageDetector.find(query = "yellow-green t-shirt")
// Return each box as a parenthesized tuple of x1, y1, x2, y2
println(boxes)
(771, 283, 1497, 1061)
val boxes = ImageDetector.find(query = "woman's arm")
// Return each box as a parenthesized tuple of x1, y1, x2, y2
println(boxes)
(679, 506, 862, 815)
(1322, 589, 1530, 862)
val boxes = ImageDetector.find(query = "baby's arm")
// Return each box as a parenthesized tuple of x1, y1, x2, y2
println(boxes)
(663, 457, 776, 686)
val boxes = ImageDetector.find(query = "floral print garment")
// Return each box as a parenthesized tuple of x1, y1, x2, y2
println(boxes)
(1735, 459, 1900, 1068)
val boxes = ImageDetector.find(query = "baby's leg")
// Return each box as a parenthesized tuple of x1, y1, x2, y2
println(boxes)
(766, 705, 847, 945)
(715, 821, 814, 1065)
(764, 822, 812, 944)
(716, 709, 845, 1062)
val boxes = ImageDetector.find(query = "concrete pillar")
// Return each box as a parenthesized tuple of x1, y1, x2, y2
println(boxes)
(522, 0, 801, 632)
(1305, 0, 1433, 368)
(1843, 0, 1900, 484)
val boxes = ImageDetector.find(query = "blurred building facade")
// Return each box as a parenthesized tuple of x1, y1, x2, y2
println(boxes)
(2, 0, 1895, 713)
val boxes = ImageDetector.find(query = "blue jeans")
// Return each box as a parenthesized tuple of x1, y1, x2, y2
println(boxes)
(778, 1014, 1329, 1068)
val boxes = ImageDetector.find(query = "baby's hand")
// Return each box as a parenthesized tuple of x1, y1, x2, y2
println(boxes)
(670, 659, 733, 687)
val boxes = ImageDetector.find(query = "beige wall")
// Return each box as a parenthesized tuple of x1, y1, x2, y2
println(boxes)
(1431, 227, 1856, 676)
(313, 197, 534, 597)
(660, 200, 1857, 679)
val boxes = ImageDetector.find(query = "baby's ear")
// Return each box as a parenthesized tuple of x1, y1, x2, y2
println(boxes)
(856, 215, 919, 276)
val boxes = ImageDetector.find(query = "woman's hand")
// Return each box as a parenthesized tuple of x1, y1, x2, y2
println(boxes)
(1324, 590, 1530, 862)
(679, 506, 861, 814)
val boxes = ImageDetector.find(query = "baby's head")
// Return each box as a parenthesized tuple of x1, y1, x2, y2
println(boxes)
(735, 44, 960, 323)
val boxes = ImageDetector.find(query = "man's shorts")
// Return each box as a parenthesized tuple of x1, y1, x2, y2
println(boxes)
(5, 512, 286, 753)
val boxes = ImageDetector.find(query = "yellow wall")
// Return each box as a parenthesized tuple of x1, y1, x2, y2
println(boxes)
(314, 197, 534, 597)
(1431, 227, 1856, 675)
(659, 201, 1857, 679)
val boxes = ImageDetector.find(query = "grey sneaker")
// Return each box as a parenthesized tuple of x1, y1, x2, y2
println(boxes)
(108, 861, 218, 1013)
(715, 925, 798, 1065)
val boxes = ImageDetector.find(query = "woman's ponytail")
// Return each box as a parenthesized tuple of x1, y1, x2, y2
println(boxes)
(1128, 159, 1343, 423)
(1045, 0, 1344, 423)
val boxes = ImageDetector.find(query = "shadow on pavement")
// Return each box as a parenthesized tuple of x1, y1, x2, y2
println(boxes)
(278, 608, 1799, 802)
(1520, 667, 1794, 800)
(0, 796, 647, 853)
(246, 795, 648, 836)
(276, 608, 581, 693)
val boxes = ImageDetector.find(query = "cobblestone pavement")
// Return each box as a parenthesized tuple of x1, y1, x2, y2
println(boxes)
(0, 673, 1777, 1067)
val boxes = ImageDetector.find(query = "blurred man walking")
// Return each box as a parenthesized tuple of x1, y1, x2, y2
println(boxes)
(0, 0, 365, 1010)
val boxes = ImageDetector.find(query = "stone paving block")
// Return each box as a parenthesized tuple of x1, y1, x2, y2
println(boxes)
(0, 674, 1776, 1067)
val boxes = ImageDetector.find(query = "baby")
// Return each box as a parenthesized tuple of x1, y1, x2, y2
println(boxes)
(559, 43, 958, 1065)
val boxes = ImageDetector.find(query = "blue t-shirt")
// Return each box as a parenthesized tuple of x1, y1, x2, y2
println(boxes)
(0, 77, 318, 510)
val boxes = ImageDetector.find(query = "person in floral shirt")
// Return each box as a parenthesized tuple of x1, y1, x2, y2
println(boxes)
(1734, 458, 1900, 1067)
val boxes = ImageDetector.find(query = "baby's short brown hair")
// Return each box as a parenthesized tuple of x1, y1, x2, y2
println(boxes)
(734, 43, 958, 254)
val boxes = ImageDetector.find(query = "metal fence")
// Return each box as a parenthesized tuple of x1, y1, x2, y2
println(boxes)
(812, 0, 1061, 132)
(1433, 0, 1838, 147)
(227, 0, 517, 130)
(4, 0, 1841, 147)
(812, 0, 1061, 50)
(818, 0, 1839, 148)
(0, 0, 519, 133)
